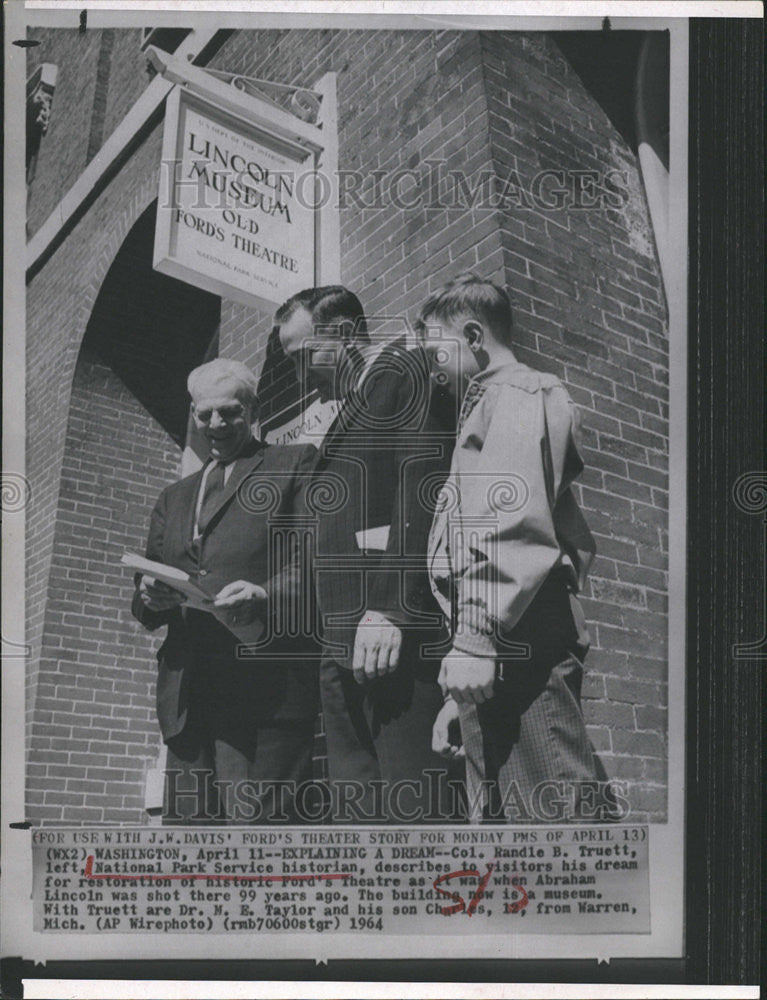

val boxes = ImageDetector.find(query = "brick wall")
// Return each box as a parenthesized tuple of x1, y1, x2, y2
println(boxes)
(101, 29, 152, 154)
(26, 27, 152, 236)
(26, 28, 102, 233)
(26, 27, 669, 823)
(26, 353, 177, 823)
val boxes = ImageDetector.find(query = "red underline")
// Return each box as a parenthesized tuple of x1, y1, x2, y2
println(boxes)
(82, 856, 350, 882)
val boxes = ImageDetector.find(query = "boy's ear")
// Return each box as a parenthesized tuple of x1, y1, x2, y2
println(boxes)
(463, 320, 485, 352)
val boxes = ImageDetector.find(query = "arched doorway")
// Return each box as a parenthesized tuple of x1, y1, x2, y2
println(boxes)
(27, 202, 220, 825)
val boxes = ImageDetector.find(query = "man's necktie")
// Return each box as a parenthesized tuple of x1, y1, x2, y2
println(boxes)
(197, 461, 226, 535)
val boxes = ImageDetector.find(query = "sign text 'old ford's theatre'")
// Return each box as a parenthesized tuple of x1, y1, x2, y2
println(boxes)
(154, 87, 317, 311)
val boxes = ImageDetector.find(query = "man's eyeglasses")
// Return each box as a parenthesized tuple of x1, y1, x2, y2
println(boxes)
(193, 404, 246, 423)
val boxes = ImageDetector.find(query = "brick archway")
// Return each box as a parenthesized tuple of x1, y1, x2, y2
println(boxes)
(26, 199, 220, 826)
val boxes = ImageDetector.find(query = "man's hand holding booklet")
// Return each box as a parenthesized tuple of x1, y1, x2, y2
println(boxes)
(122, 553, 265, 642)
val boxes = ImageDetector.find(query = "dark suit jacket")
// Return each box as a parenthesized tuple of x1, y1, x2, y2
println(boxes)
(132, 440, 319, 750)
(311, 344, 456, 673)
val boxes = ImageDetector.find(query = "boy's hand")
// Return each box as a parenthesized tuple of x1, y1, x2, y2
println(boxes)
(438, 648, 496, 704)
(431, 698, 464, 760)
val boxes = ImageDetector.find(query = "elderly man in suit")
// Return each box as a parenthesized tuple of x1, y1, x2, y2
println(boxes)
(132, 358, 318, 824)
(276, 286, 459, 822)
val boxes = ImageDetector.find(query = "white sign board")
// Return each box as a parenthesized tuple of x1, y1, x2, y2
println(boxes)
(154, 86, 318, 312)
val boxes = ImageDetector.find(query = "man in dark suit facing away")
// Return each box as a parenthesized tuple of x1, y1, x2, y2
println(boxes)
(132, 358, 318, 823)
(276, 286, 458, 822)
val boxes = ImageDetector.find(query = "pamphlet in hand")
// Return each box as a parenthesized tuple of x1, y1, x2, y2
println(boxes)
(122, 553, 264, 642)
(121, 552, 214, 611)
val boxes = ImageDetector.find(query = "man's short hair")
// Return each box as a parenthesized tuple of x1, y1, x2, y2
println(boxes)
(187, 358, 260, 409)
(275, 285, 369, 343)
(417, 272, 513, 346)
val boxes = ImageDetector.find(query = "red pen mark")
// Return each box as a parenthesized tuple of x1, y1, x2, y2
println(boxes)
(466, 861, 495, 916)
(432, 862, 495, 917)
(432, 867, 477, 915)
(432, 864, 528, 917)
(83, 855, 350, 882)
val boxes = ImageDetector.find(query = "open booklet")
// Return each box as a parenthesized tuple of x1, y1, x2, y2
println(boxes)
(122, 552, 264, 643)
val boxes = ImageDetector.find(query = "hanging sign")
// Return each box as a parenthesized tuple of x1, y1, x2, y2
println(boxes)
(154, 85, 320, 312)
